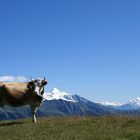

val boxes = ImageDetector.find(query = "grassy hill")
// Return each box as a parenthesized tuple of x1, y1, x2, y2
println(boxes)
(0, 116, 140, 140)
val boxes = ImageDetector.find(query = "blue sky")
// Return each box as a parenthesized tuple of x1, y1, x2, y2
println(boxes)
(0, 0, 140, 103)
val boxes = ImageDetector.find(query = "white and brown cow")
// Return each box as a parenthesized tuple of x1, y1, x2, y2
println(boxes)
(0, 78, 47, 122)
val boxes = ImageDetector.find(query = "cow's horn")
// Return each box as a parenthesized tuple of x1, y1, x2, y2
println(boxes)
(30, 76, 33, 81)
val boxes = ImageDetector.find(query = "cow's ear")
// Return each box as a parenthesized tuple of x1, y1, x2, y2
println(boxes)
(27, 81, 34, 89)
(42, 80, 47, 86)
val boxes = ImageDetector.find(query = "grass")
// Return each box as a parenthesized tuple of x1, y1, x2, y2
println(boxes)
(0, 116, 140, 140)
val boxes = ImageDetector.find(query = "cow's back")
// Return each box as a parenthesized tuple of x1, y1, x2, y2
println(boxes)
(2, 82, 28, 92)
(0, 82, 29, 106)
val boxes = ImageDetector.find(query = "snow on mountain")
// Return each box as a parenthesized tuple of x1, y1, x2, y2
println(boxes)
(128, 97, 140, 106)
(101, 101, 122, 106)
(43, 88, 76, 102)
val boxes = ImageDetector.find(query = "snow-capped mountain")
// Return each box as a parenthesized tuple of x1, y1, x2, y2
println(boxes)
(43, 88, 89, 103)
(102, 97, 140, 110)
(43, 88, 76, 102)
(44, 88, 140, 110)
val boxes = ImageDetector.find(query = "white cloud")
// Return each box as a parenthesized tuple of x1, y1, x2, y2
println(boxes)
(0, 76, 29, 82)
(55, 79, 63, 82)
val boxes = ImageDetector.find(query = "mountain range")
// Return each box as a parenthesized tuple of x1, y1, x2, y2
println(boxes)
(0, 88, 140, 120)
(45, 88, 140, 111)
(101, 97, 140, 110)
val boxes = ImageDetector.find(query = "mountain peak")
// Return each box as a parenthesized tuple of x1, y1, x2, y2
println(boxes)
(51, 88, 69, 96)
(43, 88, 76, 102)
(51, 88, 60, 94)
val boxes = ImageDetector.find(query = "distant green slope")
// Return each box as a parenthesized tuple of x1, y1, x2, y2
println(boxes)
(0, 116, 140, 140)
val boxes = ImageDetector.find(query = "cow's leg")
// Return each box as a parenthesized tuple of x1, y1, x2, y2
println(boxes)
(31, 105, 37, 123)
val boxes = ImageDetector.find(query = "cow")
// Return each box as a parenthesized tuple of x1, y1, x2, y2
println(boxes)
(0, 78, 47, 122)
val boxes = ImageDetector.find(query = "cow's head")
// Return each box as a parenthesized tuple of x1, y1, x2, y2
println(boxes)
(27, 78, 48, 96)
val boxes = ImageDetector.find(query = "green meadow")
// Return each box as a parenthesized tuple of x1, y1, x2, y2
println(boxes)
(0, 116, 140, 140)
